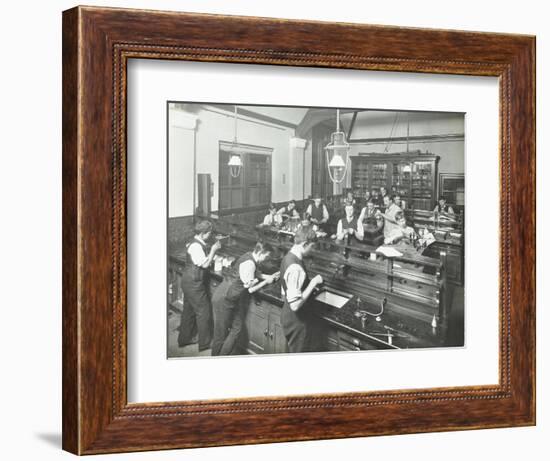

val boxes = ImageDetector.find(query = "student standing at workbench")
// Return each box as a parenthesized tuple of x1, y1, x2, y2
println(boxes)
(379, 195, 402, 241)
(280, 225, 324, 353)
(178, 220, 222, 351)
(211, 241, 279, 356)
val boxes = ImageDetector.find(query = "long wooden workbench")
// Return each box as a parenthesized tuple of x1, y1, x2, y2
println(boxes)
(168, 216, 458, 355)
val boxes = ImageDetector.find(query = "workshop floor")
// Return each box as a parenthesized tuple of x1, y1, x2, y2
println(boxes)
(166, 285, 465, 358)
(166, 309, 212, 358)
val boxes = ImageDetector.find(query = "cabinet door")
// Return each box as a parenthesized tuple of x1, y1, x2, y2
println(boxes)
(268, 308, 288, 354)
(411, 160, 435, 210)
(325, 327, 340, 352)
(445, 246, 463, 285)
(351, 158, 369, 196)
(369, 161, 389, 191)
(391, 161, 412, 198)
(245, 299, 269, 354)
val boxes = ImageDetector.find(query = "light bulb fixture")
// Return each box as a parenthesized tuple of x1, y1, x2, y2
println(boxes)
(227, 106, 243, 178)
(325, 108, 350, 184)
(228, 154, 243, 178)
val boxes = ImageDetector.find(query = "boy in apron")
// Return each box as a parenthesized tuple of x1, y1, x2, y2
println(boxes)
(280, 225, 324, 353)
(177, 220, 221, 351)
(211, 242, 279, 356)
(336, 202, 364, 241)
(305, 195, 330, 231)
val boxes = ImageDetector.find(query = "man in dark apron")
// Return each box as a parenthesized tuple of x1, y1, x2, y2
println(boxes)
(177, 220, 221, 351)
(305, 195, 330, 232)
(280, 225, 324, 353)
(211, 241, 279, 356)
(336, 201, 364, 242)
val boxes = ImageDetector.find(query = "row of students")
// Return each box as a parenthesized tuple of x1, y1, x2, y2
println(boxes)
(268, 189, 455, 221)
(263, 197, 330, 227)
(262, 195, 392, 241)
(348, 188, 408, 210)
(262, 194, 455, 246)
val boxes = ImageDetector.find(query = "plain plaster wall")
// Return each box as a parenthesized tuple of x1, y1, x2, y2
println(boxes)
(169, 104, 301, 217)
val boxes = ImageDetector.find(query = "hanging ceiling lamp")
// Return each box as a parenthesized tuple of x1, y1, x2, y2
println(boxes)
(325, 108, 350, 184)
(228, 106, 243, 178)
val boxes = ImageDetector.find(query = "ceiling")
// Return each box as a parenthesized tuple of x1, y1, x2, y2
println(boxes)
(176, 102, 463, 137)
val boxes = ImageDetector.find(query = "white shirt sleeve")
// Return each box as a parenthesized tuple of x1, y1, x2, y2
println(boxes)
(384, 227, 402, 244)
(336, 219, 344, 239)
(263, 214, 272, 225)
(306, 204, 312, 216)
(239, 259, 257, 288)
(283, 263, 306, 303)
(323, 205, 329, 222)
(356, 219, 364, 239)
(187, 242, 207, 266)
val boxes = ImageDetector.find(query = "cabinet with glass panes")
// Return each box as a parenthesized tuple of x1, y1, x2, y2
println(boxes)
(350, 151, 439, 210)
(351, 160, 369, 196)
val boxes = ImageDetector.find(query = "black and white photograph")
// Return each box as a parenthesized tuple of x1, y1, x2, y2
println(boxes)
(2, 0, 543, 458)
(167, 102, 465, 358)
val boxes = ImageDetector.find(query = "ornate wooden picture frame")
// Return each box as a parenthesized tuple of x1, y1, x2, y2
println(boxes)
(62, 5, 535, 455)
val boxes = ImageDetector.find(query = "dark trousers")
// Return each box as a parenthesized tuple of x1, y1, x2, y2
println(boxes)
(281, 302, 318, 353)
(178, 276, 213, 351)
(211, 281, 247, 356)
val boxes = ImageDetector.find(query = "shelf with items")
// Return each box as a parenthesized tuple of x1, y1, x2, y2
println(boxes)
(351, 161, 370, 197)
(370, 162, 389, 189)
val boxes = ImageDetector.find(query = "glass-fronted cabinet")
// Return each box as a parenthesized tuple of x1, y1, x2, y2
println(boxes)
(370, 162, 388, 190)
(391, 162, 412, 196)
(410, 160, 434, 210)
(351, 151, 439, 210)
(351, 161, 369, 196)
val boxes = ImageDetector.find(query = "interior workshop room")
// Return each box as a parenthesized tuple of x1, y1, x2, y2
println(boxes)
(166, 102, 465, 358)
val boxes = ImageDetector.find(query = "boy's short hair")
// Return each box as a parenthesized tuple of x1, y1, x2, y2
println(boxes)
(294, 225, 318, 245)
(194, 220, 213, 235)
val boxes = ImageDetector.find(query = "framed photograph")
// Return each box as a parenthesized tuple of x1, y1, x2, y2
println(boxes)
(62, 6, 535, 455)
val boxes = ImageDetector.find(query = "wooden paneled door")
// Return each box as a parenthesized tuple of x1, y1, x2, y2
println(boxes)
(218, 147, 272, 211)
